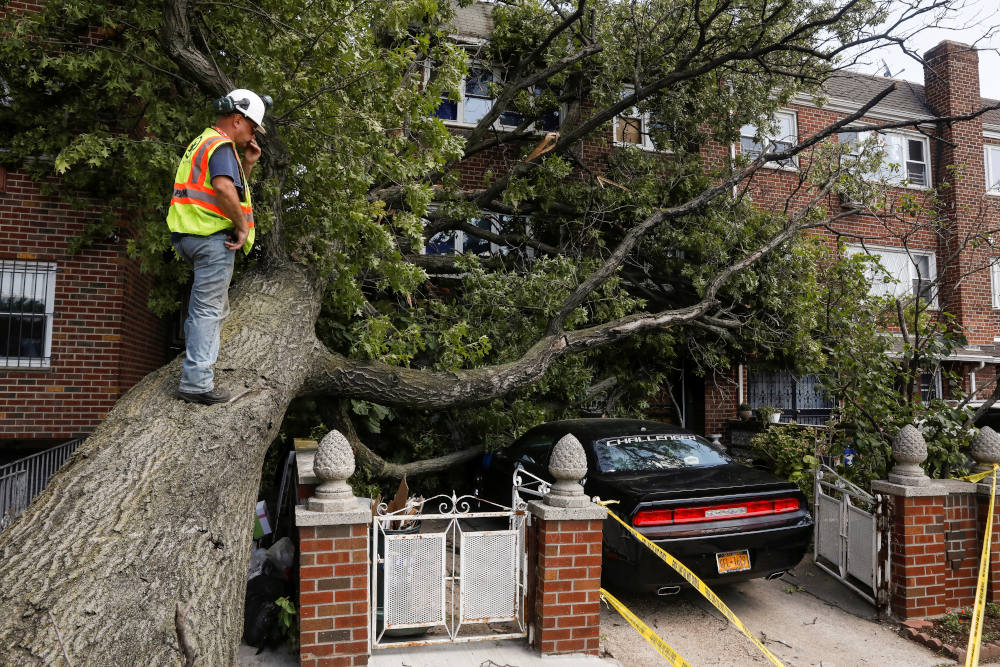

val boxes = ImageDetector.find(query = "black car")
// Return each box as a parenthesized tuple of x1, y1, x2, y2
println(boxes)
(475, 418, 813, 594)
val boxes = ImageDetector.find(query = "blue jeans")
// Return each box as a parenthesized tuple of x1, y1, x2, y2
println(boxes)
(173, 233, 235, 393)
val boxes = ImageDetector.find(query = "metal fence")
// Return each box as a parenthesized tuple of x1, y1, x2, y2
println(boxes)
(0, 438, 83, 531)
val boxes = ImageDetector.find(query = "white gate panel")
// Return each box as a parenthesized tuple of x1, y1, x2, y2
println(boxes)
(461, 530, 518, 622)
(372, 492, 528, 650)
(816, 492, 841, 565)
(846, 504, 875, 588)
(814, 464, 887, 608)
(384, 533, 446, 628)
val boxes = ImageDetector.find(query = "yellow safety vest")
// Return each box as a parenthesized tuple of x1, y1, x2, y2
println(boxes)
(166, 127, 255, 254)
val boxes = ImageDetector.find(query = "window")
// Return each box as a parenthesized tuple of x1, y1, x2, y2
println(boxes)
(592, 434, 729, 473)
(920, 370, 942, 402)
(838, 130, 930, 187)
(613, 88, 664, 151)
(985, 145, 1000, 194)
(1, 261, 57, 368)
(992, 259, 1000, 308)
(740, 110, 797, 168)
(431, 63, 558, 131)
(424, 212, 530, 257)
(747, 369, 835, 426)
(510, 432, 556, 467)
(848, 245, 937, 305)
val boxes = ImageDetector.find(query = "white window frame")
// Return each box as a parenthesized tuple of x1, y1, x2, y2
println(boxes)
(847, 244, 938, 307)
(423, 212, 532, 258)
(1, 261, 57, 369)
(839, 129, 931, 189)
(985, 144, 1000, 195)
(613, 87, 667, 152)
(739, 110, 798, 169)
(991, 258, 1000, 309)
(426, 60, 558, 133)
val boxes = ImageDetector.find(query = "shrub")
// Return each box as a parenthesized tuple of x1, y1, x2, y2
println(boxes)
(749, 425, 818, 500)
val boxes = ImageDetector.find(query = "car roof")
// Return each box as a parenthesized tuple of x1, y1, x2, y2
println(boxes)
(523, 418, 694, 443)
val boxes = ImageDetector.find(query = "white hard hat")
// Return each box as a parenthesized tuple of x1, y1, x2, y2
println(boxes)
(225, 89, 270, 133)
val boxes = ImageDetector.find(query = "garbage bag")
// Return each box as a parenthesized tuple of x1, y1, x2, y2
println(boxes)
(266, 536, 295, 578)
(243, 573, 286, 649)
(248, 547, 268, 581)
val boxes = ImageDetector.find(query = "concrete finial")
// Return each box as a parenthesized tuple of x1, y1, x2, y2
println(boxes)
(888, 424, 929, 486)
(971, 426, 1000, 473)
(546, 433, 590, 508)
(308, 429, 358, 512)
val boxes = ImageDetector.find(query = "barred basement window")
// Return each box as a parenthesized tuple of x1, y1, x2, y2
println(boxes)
(1, 261, 57, 368)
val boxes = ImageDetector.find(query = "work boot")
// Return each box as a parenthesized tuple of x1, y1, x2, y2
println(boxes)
(177, 386, 231, 405)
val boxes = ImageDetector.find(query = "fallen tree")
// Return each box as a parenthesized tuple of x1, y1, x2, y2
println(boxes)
(1, 0, 996, 662)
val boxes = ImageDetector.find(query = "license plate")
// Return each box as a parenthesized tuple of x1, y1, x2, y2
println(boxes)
(716, 549, 751, 574)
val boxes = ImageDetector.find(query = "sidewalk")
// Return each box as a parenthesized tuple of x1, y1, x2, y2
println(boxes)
(239, 639, 619, 666)
(368, 641, 618, 667)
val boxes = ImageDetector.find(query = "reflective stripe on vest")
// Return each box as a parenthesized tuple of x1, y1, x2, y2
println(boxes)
(166, 128, 255, 253)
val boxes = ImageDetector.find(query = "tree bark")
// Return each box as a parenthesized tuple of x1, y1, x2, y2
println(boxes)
(0, 264, 322, 665)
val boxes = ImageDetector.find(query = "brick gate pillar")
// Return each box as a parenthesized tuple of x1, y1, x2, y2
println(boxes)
(873, 424, 983, 619)
(527, 433, 607, 656)
(295, 430, 372, 667)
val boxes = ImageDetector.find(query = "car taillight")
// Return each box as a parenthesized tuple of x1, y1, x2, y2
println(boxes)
(632, 497, 800, 526)
(632, 509, 674, 526)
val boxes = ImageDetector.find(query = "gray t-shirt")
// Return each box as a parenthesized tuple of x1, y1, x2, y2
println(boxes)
(208, 145, 244, 200)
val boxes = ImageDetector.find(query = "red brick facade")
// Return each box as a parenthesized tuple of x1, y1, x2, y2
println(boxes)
(888, 495, 949, 618)
(532, 517, 603, 655)
(883, 486, 1000, 620)
(298, 522, 370, 667)
(0, 167, 167, 442)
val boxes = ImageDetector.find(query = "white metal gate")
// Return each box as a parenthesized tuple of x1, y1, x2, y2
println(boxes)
(814, 464, 889, 607)
(371, 492, 528, 650)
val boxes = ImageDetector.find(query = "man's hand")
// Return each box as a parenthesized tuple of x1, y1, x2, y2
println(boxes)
(243, 137, 261, 176)
(225, 227, 249, 251)
(211, 175, 250, 251)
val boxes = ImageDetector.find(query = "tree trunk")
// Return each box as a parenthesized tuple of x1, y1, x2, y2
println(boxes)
(0, 264, 322, 665)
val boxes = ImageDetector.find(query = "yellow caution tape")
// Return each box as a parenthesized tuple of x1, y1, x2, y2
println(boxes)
(958, 466, 998, 484)
(600, 587, 692, 667)
(966, 465, 999, 667)
(596, 500, 785, 667)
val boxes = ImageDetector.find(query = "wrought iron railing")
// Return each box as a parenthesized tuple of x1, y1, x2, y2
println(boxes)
(0, 438, 83, 531)
(748, 369, 835, 425)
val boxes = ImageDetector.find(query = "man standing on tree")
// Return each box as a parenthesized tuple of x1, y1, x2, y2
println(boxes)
(167, 89, 270, 404)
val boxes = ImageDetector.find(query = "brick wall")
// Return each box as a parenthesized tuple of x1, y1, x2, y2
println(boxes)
(888, 495, 948, 619)
(944, 493, 979, 609)
(532, 518, 603, 655)
(703, 369, 740, 439)
(883, 487, 1000, 620)
(0, 167, 167, 440)
(298, 523, 370, 667)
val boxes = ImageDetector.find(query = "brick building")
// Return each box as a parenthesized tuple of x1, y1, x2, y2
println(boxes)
(703, 41, 1000, 438)
(0, 166, 169, 459)
(440, 3, 1000, 440)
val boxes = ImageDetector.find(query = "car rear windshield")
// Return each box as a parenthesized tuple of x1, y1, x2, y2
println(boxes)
(592, 433, 730, 473)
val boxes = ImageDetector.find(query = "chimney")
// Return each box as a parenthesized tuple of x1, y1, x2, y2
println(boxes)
(923, 41, 990, 344)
